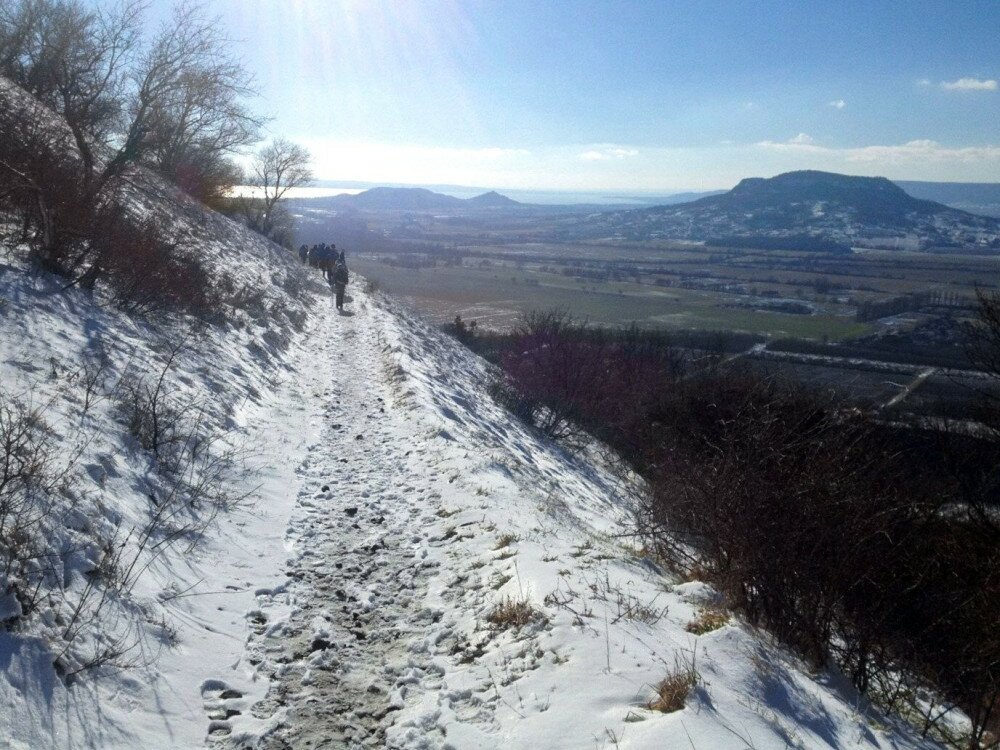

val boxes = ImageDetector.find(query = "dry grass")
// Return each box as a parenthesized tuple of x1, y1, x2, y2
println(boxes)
(494, 533, 519, 550)
(686, 608, 729, 635)
(647, 655, 699, 713)
(485, 595, 538, 629)
(682, 563, 712, 583)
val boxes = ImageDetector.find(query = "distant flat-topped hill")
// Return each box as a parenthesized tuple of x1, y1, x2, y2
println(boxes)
(580, 170, 1000, 252)
(311, 186, 520, 211)
(705, 170, 939, 220)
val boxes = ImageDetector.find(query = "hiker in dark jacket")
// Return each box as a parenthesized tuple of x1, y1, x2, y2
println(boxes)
(333, 253, 349, 311)
(322, 244, 337, 282)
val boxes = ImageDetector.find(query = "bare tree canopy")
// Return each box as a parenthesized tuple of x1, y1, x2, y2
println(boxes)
(111, 2, 264, 187)
(247, 138, 313, 238)
(0, 0, 263, 197)
(0, 0, 274, 285)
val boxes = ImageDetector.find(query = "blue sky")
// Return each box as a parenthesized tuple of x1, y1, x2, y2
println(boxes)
(145, 0, 998, 191)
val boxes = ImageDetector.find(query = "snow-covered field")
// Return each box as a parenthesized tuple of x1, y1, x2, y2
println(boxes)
(1, 222, 946, 748)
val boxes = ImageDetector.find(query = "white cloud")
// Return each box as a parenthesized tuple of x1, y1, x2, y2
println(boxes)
(828, 99, 846, 109)
(916, 78, 932, 87)
(579, 145, 639, 161)
(940, 77, 997, 91)
(788, 133, 815, 145)
(756, 137, 1000, 164)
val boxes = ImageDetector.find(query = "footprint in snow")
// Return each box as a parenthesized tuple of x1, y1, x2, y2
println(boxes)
(201, 680, 245, 739)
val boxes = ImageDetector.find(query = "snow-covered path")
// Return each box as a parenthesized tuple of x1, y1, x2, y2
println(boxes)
(211, 296, 451, 748)
(192, 286, 942, 750)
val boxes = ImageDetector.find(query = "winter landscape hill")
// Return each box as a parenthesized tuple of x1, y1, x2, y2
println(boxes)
(580, 170, 1000, 251)
(0, 79, 956, 748)
(0, 238, 952, 750)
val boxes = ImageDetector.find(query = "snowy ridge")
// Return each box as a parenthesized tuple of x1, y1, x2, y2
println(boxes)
(1, 244, 944, 748)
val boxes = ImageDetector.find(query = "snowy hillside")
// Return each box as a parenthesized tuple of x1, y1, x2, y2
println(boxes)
(2, 230, 948, 748)
(0, 178, 323, 747)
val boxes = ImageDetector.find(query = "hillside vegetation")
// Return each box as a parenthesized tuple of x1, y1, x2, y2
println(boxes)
(450, 308, 1000, 748)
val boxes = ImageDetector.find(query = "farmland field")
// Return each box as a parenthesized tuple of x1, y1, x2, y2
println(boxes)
(352, 256, 872, 339)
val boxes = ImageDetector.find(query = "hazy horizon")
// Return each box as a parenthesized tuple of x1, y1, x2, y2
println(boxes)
(129, 0, 1000, 191)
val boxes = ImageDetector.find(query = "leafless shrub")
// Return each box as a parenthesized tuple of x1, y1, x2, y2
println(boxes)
(112, 335, 256, 561)
(102, 222, 218, 317)
(635, 370, 1000, 747)
(0, 388, 146, 680)
(78, 351, 111, 417)
(285, 307, 308, 333)
(500, 310, 604, 445)
(0, 390, 62, 621)
(487, 375, 538, 426)
(491, 310, 686, 454)
(466, 303, 1000, 745)
(583, 572, 669, 626)
(279, 268, 313, 304)
(0, 95, 220, 317)
(218, 276, 270, 322)
(114, 340, 195, 471)
(0, 93, 121, 276)
(0, 5, 270, 319)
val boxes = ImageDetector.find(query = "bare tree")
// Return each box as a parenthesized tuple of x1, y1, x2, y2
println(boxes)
(0, 0, 144, 185)
(247, 138, 313, 239)
(0, 0, 262, 194)
(0, 0, 266, 286)
(106, 1, 264, 186)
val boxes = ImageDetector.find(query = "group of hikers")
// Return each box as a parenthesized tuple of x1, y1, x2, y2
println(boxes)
(299, 242, 350, 311)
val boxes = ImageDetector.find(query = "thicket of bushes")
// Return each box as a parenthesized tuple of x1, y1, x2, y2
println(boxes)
(0, 0, 312, 317)
(450, 307, 1000, 747)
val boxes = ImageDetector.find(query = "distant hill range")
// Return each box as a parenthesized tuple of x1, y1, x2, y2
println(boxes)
(895, 180, 1000, 218)
(579, 170, 1000, 253)
(310, 186, 521, 211)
